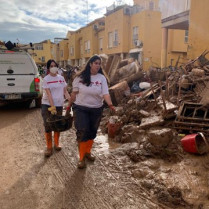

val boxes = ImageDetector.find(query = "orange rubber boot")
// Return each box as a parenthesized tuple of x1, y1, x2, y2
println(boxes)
(45, 132, 52, 157)
(54, 132, 61, 151)
(78, 142, 87, 169)
(85, 140, 95, 161)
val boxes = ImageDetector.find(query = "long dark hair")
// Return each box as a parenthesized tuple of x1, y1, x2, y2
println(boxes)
(46, 59, 58, 70)
(77, 55, 109, 86)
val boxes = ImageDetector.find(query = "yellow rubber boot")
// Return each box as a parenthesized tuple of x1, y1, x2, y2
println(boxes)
(85, 140, 95, 161)
(54, 132, 61, 151)
(45, 132, 52, 157)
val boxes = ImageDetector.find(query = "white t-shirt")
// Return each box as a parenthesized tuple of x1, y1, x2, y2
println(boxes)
(42, 74, 67, 106)
(72, 73, 109, 108)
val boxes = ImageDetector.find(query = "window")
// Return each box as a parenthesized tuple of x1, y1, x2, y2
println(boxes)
(60, 50, 63, 57)
(80, 40, 83, 55)
(149, 1, 154, 10)
(108, 30, 119, 48)
(113, 30, 118, 46)
(132, 26, 139, 45)
(35, 44, 43, 50)
(84, 40, 90, 53)
(185, 30, 189, 43)
(40, 56, 45, 62)
(108, 32, 113, 48)
(70, 46, 74, 56)
(87, 40, 90, 53)
(99, 38, 103, 51)
(99, 21, 105, 26)
(84, 41, 88, 53)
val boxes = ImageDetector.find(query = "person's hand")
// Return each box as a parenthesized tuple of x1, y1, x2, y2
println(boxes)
(108, 104, 116, 114)
(66, 105, 71, 111)
(65, 104, 72, 116)
(48, 106, 57, 115)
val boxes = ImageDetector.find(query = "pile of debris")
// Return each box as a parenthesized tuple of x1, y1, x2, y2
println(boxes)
(101, 51, 209, 145)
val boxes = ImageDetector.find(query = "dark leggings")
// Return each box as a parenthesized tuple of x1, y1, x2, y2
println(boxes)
(72, 104, 103, 142)
(41, 104, 63, 133)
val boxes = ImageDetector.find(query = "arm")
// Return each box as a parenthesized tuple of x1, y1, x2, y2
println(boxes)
(45, 88, 57, 114)
(45, 88, 54, 107)
(67, 91, 78, 108)
(64, 87, 71, 103)
(103, 94, 115, 112)
(103, 94, 113, 107)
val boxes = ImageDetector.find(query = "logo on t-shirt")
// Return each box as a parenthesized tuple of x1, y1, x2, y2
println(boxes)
(90, 81, 101, 87)
(47, 80, 65, 84)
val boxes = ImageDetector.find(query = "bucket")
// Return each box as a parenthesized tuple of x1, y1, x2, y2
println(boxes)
(181, 132, 209, 154)
(107, 122, 121, 138)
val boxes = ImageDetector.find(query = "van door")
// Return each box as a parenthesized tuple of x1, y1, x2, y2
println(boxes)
(0, 51, 37, 94)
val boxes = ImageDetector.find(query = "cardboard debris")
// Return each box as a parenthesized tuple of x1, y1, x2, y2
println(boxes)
(109, 81, 129, 105)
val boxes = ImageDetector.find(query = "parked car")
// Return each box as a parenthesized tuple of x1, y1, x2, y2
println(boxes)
(0, 49, 42, 107)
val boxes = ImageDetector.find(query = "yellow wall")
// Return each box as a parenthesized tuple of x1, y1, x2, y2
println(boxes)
(130, 11, 145, 48)
(82, 25, 94, 58)
(98, 29, 105, 54)
(105, 7, 130, 55)
(51, 43, 59, 62)
(59, 39, 69, 62)
(188, 0, 209, 59)
(30, 40, 52, 65)
(167, 29, 188, 66)
(130, 10, 161, 69)
(68, 32, 76, 60)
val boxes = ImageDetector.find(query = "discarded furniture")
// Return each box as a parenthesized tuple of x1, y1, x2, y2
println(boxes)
(175, 102, 209, 135)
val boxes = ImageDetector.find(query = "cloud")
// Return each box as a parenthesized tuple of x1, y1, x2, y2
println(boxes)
(0, 0, 133, 44)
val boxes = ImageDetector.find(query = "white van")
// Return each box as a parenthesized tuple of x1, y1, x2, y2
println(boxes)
(0, 49, 42, 107)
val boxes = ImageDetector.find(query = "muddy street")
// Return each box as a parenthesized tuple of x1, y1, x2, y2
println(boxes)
(0, 104, 209, 209)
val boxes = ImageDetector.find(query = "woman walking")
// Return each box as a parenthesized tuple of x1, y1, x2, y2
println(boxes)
(41, 59, 71, 157)
(68, 55, 115, 168)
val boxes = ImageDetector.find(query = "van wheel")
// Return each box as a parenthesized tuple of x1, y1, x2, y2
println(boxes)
(35, 97, 42, 108)
(22, 100, 32, 108)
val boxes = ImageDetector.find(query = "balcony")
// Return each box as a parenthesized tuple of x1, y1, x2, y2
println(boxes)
(160, 0, 190, 30)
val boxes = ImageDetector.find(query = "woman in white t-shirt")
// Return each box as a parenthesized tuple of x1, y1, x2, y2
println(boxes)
(68, 55, 115, 169)
(41, 59, 71, 157)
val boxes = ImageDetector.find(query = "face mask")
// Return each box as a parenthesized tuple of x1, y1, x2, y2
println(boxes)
(50, 67, 58, 74)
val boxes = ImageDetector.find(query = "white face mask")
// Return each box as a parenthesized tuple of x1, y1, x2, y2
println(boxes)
(50, 67, 58, 74)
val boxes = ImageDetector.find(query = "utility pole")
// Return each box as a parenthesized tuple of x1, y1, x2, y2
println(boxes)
(86, 0, 88, 25)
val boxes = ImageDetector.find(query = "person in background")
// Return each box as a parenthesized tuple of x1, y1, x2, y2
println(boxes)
(41, 59, 71, 157)
(68, 55, 115, 169)
(58, 66, 63, 76)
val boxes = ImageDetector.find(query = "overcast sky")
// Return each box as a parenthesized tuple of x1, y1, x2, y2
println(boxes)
(0, 0, 133, 44)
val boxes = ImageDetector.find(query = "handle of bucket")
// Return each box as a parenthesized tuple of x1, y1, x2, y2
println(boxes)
(198, 132, 209, 148)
